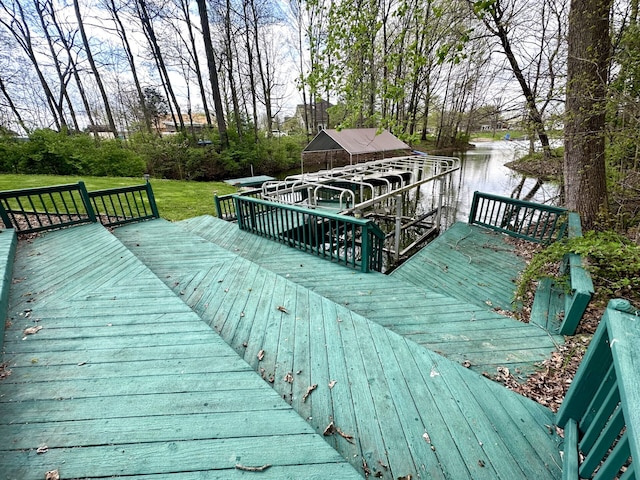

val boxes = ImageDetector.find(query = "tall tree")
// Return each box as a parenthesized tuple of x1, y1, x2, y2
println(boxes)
(563, 0, 612, 228)
(0, 0, 63, 129)
(468, 0, 563, 160)
(73, 0, 118, 135)
(135, 0, 185, 133)
(102, 0, 152, 133)
(196, 0, 228, 148)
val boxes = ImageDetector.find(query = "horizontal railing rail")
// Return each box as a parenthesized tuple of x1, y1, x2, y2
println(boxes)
(214, 188, 261, 221)
(0, 182, 96, 234)
(234, 195, 384, 272)
(469, 191, 568, 244)
(88, 183, 159, 227)
(556, 299, 640, 480)
(0, 182, 159, 234)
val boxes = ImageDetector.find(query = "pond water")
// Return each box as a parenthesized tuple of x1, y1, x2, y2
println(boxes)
(433, 140, 561, 229)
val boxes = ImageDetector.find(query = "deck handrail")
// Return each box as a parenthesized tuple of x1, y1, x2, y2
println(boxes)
(0, 182, 96, 234)
(469, 191, 568, 244)
(214, 188, 261, 221)
(87, 182, 159, 227)
(233, 195, 385, 272)
(0, 182, 159, 234)
(556, 299, 640, 479)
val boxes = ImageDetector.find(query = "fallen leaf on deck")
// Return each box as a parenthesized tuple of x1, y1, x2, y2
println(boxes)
(277, 305, 289, 314)
(422, 432, 431, 443)
(302, 384, 317, 402)
(328, 380, 337, 389)
(257, 350, 265, 361)
(45, 470, 59, 480)
(284, 372, 293, 383)
(23, 326, 43, 336)
(323, 421, 335, 436)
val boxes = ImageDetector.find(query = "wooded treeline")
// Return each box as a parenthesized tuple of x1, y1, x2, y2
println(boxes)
(1, 0, 639, 229)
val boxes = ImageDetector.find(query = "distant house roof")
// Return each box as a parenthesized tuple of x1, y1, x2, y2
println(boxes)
(303, 128, 410, 155)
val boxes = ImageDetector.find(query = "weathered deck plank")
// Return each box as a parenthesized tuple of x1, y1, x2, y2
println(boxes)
(392, 222, 525, 310)
(115, 219, 562, 479)
(0, 224, 362, 480)
(177, 215, 562, 377)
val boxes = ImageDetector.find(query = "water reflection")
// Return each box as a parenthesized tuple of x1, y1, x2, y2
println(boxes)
(433, 140, 561, 229)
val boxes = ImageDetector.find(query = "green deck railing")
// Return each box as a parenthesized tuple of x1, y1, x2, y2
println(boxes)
(469, 191, 568, 244)
(88, 183, 159, 227)
(234, 195, 385, 272)
(214, 188, 261, 221)
(0, 182, 159, 234)
(556, 299, 640, 480)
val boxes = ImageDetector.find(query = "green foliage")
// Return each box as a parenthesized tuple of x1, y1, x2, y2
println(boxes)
(0, 128, 305, 182)
(516, 231, 640, 304)
(0, 129, 145, 177)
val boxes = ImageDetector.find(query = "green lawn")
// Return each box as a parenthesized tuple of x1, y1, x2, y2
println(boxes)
(0, 174, 238, 221)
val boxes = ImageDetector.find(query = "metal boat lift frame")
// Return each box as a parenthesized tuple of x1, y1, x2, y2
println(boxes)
(259, 154, 460, 263)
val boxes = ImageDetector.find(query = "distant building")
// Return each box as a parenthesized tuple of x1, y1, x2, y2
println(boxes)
(302, 128, 412, 169)
(85, 125, 117, 139)
(294, 100, 333, 133)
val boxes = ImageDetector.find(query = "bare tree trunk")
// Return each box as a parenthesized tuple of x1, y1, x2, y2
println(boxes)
(34, 0, 78, 131)
(136, 0, 185, 133)
(49, 0, 97, 133)
(473, 0, 552, 159)
(0, 75, 30, 133)
(177, 0, 211, 127)
(564, 0, 612, 229)
(242, 0, 259, 141)
(224, 0, 242, 136)
(105, 0, 151, 133)
(0, 0, 63, 129)
(73, 0, 117, 136)
(196, 0, 228, 149)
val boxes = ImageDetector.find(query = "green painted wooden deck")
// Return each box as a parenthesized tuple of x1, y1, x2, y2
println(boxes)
(391, 222, 527, 311)
(0, 224, 361, 479)
(114, 218, 563, 479)
(175, 215, 562, 378)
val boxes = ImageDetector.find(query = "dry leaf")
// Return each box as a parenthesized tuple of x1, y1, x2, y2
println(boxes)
(422, 432, 431, 443)
(23, 325, 43, 336)
(302, 384, 317, 402)
(45, 470, 59, 480)
(277, 305, 289, 314)
(284, 372, 294, 383)
(328, 380, 337, 389)
(323, 421, 335, 436)
(257, 350, 265, 361)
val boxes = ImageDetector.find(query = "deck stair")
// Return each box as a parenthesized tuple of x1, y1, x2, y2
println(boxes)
(0, 224, 361, 479)
(174, 215, 562, 378)
(113, 218, 563, 479)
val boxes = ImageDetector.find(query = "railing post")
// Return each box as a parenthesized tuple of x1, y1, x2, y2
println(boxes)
(145, 181, 160, 219)
(0, 202, 13, 229)
(468, 191, 480, 225)
(234, 196, 245, 230)
(361, 225, 371, 273)
(214, 195, 222, 218)
(78, 181, 97, 223)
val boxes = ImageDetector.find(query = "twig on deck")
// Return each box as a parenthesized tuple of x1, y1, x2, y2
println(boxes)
(235, 464, 272, 472)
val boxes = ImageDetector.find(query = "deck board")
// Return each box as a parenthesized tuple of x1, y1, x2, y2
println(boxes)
(176, 215, 562, 377)
(0, 224, 362, 479)
(115, 219, 562, 479)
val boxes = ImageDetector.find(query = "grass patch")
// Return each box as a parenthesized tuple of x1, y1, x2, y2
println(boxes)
(0, 174, 238, 221)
